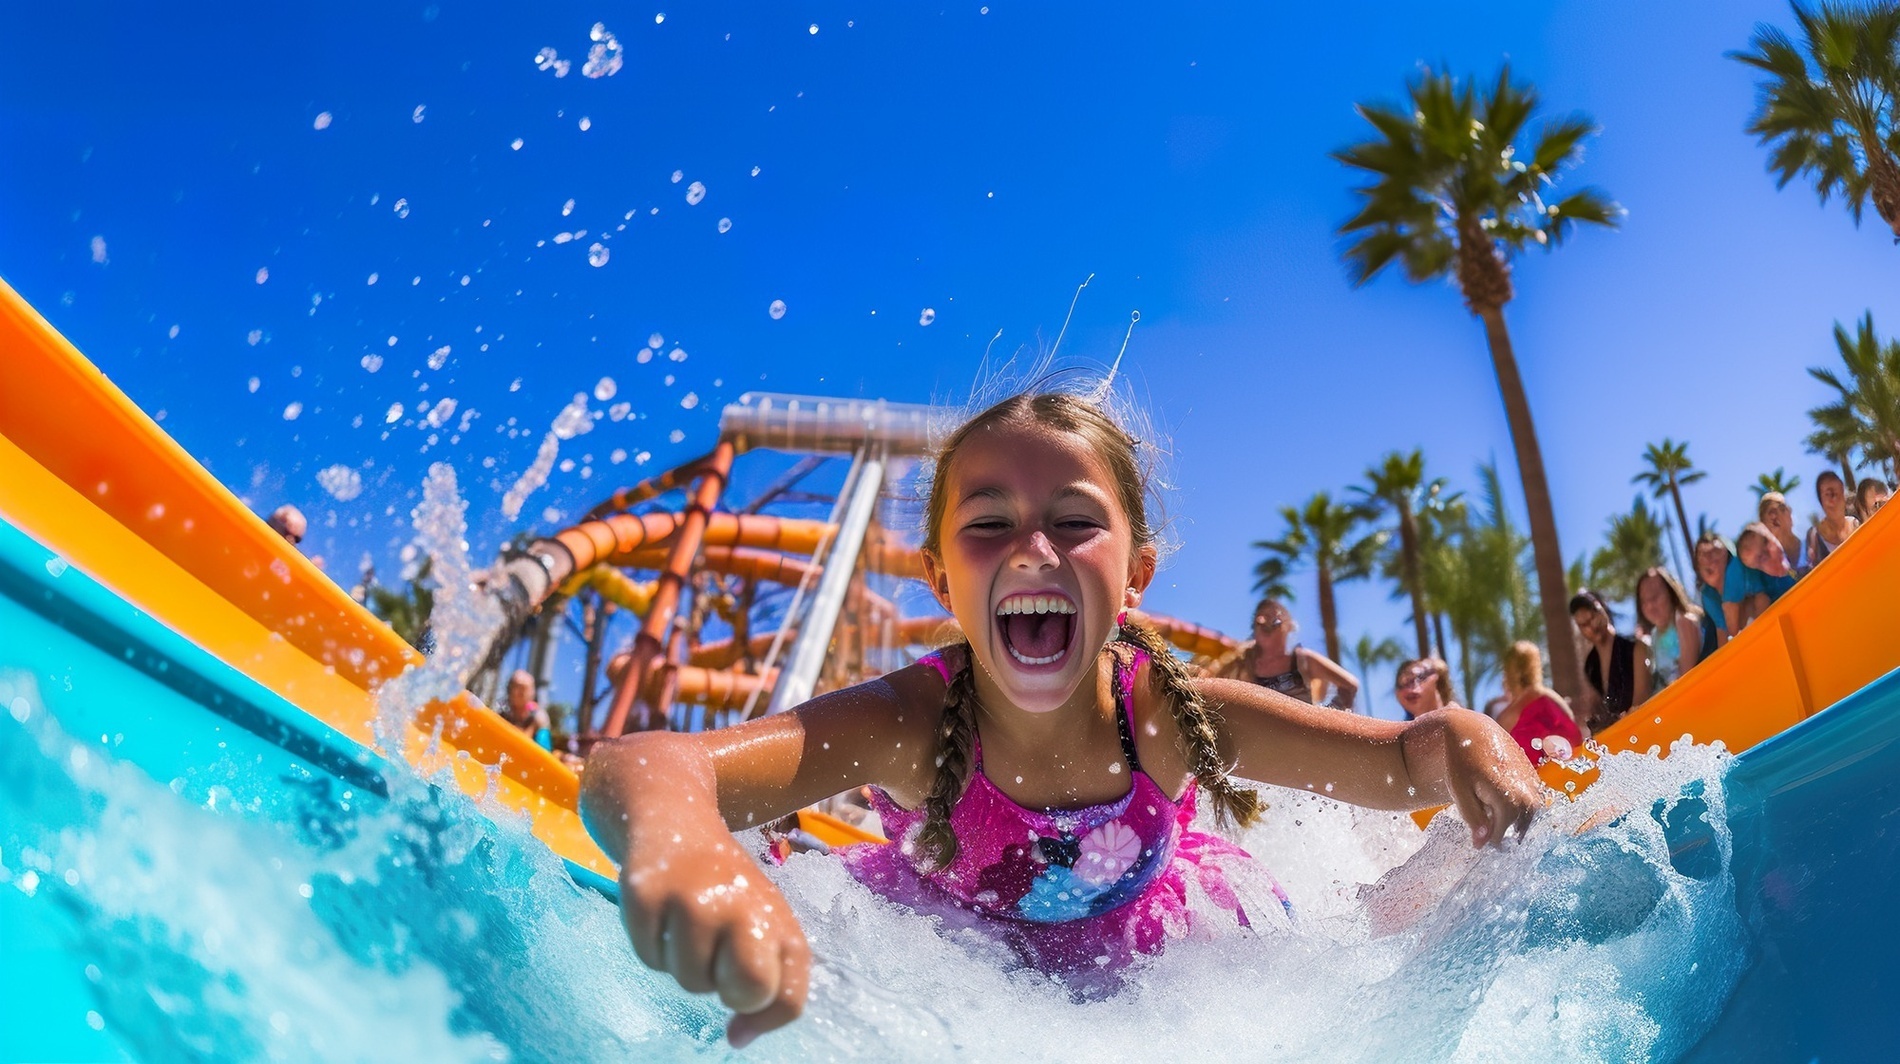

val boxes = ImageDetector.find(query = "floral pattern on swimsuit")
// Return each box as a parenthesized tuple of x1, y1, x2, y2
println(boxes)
(836, 644, 1291, 972)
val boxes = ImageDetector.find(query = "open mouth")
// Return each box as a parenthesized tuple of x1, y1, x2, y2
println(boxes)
(994, 592, 1076, 667)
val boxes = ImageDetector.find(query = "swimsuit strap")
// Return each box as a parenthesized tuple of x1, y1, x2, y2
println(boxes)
(1112, 644, 1148, 775)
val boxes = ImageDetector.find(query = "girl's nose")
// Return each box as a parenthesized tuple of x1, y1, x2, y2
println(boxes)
(1010, 529, 1060, 570)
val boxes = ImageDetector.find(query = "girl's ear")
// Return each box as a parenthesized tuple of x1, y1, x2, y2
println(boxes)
(920, 549, 954, 613)
(1123, 543, 1158, 610)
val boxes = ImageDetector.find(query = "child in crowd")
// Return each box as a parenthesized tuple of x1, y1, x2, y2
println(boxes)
(1693, 532, 1736, 652)
(1756, 492, 1806, 573)
(1805, 472, 1859, 570)
(578, 388, 1542, 1045)
(1496, 641, 1582, 766)
(1858, 478, 1891, 519)
(1394, 657, 1460, 718)
(1634, 567, 1702, 689)
(1734, 522, 1797, 618)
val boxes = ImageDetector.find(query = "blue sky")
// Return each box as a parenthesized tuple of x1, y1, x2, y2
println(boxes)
(3, 0, 1894, 715)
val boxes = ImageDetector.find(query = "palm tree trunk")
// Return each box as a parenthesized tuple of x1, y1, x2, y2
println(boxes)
(1476, 305, 1583, 702)
(1666, 479, 1695, 568)
(1866, 145, 1900, 242)
(1317, 561, 1341, 664)
(1398, 499, 1429, 657)
(1432, 612, 1449, 662)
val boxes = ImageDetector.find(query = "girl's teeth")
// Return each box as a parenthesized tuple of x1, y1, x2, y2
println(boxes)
(1007, 644, 1066, 666)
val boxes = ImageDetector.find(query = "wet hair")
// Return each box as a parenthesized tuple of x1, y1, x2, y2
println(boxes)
(1395, 657, 1455, 706)
(1502, 641, 1544, 695)
(1858, 477, 1891, 511)
(1633, 567, 1698, 634)
(912, 391, 1263, 870)
(1815, 470, 1844, 502)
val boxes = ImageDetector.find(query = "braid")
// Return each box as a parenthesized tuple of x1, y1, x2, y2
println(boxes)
(1119, 619, 1265, 829)
(913, 643, 980, 871)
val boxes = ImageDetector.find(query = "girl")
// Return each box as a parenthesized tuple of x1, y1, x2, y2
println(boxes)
(578, 391, 1542, 1046)
(1805, 471, 1859, 570)
(1634, 567, 1701, 689)
(1570, 589, 1652, 730)
(1394, 656, 1461, 718)
(1219, 598, 1361, 709)
(1496, 641, 1583, 766)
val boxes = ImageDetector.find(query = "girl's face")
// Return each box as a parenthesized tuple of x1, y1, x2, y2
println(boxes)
(1820, 478, 1846, 517)
(1637, 574, 1674, 629)
(1394, 663, 1441, 717)
(1761, 498, 1792, 532)
(923, 422, 1154, 713)
(1573, 605, 1612, 645)
(1695, 543, 1727, 586)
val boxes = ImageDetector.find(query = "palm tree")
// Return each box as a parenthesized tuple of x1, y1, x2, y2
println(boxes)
(1733, 2, 1900, 242)
(1632, 439, 1706, 570)
(1337, 66, 1621, 701)
(1355, 449, 1435, 657)
(1753, 467, 1805, 498)
(1586, 496, 1670, 605)
(1434, 462, 1542, 707)
(1254, 492, 1382, 663)
(1250, 554, 1297, 604)
(1413, 476, 1466, 660)
(1347, 633, 1406, 715)
(1808, 312, 1900, 480)
(366, 558, 435, 652)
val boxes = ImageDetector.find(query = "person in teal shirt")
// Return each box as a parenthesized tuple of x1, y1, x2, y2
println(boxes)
(1726, 522, 1797, 635)
(504, 669, 553, 750)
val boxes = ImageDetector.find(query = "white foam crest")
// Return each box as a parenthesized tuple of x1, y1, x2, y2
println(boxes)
(500, 394, 592, 520)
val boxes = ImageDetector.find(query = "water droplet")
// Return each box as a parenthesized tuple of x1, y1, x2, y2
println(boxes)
(768, 299, 787, 320)
(588, 242, 610, 267)
(561, 198, 575, 217)
(255, 267, 269, 284)
(808, 22, 820, 34)
(317, 465, 363, 501)
(717, 217, 732, 233)
(594, 377, 617, 401)
(919, 307, 936, 326)
(668, 347, 687, 362)
(428, 345, 450, 369)
(412, 104, 426, 123)
(360, 354, 383, 373)
(578, 116, 592, 131)
(655, 12, 665, 23)
(167, 324, 180, 339)
(384, 402, 404, 424)
(681, 392, 699, 409)
(511, 137, 524, 151)
(393, 198, 410, 218)
(367, 272, 379, 285)
(282, 401, 303, 421)
(671, 169, 684, 184)
(313, 112, 333, 130)
(247, 329, 263, 346)
(90, 235, 108, 264)
(247, 377, 260, 393)
(685, 181, 706, 205)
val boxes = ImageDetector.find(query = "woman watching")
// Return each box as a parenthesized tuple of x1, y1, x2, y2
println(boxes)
(1220, 598, 1361, 710)
(1393, 657, 1460, 719)
(1497, 641, 1584, 765)
(1570, 589, 1652, 731)
(1635, 567, 1702, 689)
(1804, 471, 1859, 570)
(1857, 478, 1890, 520)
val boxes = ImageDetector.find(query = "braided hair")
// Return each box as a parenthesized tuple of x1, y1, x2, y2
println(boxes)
(909, 390, 1264, 870)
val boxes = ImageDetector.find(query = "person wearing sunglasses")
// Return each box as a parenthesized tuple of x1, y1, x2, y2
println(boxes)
(1218, 598, 1360, 710)
(1393, 657, 1460, 719)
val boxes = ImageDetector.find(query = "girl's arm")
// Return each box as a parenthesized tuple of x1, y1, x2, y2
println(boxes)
(579, 665, 939, 1046)
(1193, 677, 1541, 847)
(1631, 643, 1653, 708)
(1296, 647, 1361, 710)
(1676, 614, 1702, 676)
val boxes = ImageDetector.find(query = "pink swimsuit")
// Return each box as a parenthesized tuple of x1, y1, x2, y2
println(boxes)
(837, 645, 1289, 974)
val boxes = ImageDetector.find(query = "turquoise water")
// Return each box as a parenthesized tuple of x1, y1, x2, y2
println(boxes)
(4, 509, 1885, 1061)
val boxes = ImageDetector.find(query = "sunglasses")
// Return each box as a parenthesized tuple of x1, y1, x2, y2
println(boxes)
(1397, 669, 1437, 690)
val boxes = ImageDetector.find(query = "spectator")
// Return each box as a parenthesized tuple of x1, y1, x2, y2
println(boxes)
(1756, 492, 1806, 573)
(266, 504, 307, 544)
(504, 669, 553, 750)
(1693, 532, 1736, 652)
(1393, 657, 1460, 718)
(1218, 598, 1360, 709)
(1735, 522, 1797, 613)
(1571, 589, 1652, 731)
(1635, 567, 1702, 689)
(1805, 471, 1860, 570)
(1858, 477, 1891, 519)
(1497, 641, 1583, 764)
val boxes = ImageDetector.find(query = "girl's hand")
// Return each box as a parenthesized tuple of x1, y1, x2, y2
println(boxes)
(1429, 710, 1543, 848)
(617, 829, 812, 1047)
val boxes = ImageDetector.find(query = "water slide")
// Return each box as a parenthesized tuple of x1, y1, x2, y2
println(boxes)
(5, 276, 1899, 1059)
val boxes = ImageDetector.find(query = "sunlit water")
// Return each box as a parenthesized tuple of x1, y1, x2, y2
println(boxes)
(1, 663, 1746, 1062)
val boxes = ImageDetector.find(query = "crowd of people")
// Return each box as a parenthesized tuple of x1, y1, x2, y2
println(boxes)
(1224, 472, 1890, 769)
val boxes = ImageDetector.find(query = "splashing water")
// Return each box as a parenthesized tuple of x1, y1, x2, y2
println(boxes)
(499, 394, 591, 520)
(316, 464, 364, 502)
